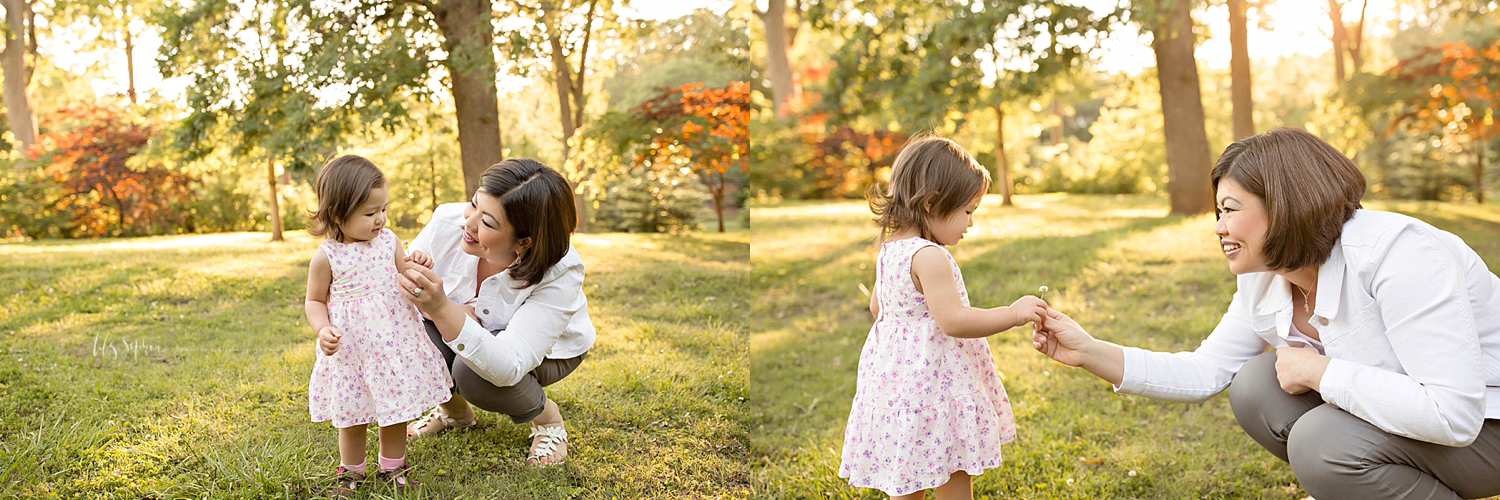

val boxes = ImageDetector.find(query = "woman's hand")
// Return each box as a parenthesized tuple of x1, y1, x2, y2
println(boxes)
(317, 326, 341, 356)
(399, 265, 450, 317)
(405, 250, 434, 270)
(1274, 345, 1330, 394)
(1032, 308, 1096, 367)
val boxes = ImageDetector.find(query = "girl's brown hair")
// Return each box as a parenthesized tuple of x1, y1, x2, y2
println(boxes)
(1211, 128, 1365, 270)
(309, 155, 386, 242)
(869, 135, 991, 243)
(480, 158, 577, 289)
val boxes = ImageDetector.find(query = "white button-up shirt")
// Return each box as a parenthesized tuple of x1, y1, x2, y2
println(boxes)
(1117, 210, 1500, 446)
(408, 203, 596, 388)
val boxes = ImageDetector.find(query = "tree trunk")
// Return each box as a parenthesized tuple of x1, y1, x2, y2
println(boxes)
(713, 171, 726, 232)
(544, 9, 576, 162)
(1328, 0, 1347, 83)
(1229, 0, 1254, 139)
(1, 0, 37, 151)
(543, 4, 596, 231)
(437, 0, 504, 198)
(572, 0, 596, 131)
(124, 27, 137, 105)
(994, 104, 1013, 206)
(759, 0, 795, 117)
(1349, 0, 1367, 74)
(1051, 100, 1063, 144)
(574, 182, 588, 232)
(267, 157, 284, 242)
(1153, 0, 1215, 215)
(1477, 136, 1486, 204)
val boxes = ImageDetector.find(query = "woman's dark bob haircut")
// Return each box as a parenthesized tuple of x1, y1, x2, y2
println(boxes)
(480, 158, 577, 289)
(1212, 128, 1365, 271)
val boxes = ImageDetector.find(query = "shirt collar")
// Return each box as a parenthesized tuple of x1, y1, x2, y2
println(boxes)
(1313, 242, 1346, 321)
(1250, 242, 1346, 322)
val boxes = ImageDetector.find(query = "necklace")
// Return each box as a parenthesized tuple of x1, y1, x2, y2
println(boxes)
(1294, 284, 1311, 313)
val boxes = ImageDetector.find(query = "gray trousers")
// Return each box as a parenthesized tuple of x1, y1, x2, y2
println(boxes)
(1228, 350, 1500, 500)
(423, 320, 584, 424)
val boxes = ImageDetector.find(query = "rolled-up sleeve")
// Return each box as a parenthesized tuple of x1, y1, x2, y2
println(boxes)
(1117, 285, 1267, 402)
(1318, 227, 1485, 447)
(445, 264, 584, 388)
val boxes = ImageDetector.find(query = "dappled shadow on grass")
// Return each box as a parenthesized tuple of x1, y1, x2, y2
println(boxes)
(0, 231, 750, 498)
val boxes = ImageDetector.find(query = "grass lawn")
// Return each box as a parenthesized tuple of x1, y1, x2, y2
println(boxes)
(749, 194, 1500, 499)
(0, 229, 748, 499)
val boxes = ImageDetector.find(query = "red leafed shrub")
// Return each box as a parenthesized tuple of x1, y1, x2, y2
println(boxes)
(14, 103, 197, 238)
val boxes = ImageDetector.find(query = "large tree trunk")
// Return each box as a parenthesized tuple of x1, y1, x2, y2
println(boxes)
(1229, 0, 1254, 139)
(267, 157, 283, 242)
(759, 0, 795, 117)
(1328, 0, 1348, 82)
(994, 104, 1013, 206)
(437, 0, 504, 198)
(1153, 0, 1215, 215)
(1, 0, 37, 152)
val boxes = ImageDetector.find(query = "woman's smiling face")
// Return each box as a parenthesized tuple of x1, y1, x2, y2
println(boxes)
(1215, 178, 1270, 275)
(461, 191, 530, 264)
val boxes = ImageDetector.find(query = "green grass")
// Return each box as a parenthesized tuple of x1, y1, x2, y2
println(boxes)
(0, 229, 748, 499)
(749, 194, 1500, 499)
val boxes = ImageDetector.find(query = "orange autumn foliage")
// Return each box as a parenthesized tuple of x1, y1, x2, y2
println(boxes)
(633, 81, 752, 231)
(28, 103, 198, 237)
(1389, 39, 1500, 141)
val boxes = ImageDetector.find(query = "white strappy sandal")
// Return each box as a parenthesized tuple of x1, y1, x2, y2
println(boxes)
(527, 423, 569, 466)
(406, 407, 476, 439)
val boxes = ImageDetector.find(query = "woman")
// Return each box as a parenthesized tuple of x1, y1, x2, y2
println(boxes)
(398, 158, 593, 467)
(1031, 128, 1500, 499)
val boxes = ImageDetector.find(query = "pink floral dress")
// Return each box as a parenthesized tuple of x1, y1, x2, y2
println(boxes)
(308, 228, 452, 428)
(838, 237, 1017, 495)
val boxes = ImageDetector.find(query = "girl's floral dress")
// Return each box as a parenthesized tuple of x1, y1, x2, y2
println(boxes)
(309, 228, 452, 428)
(839, 237, 1017, 495)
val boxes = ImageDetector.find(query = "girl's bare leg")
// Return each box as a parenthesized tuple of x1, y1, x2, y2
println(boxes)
(378, 424, 407, 461)
(338, 425, 367, 466)
(932, 471, 972, 500)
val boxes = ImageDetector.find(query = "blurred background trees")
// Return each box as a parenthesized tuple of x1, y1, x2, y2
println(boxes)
(0, 0, 747, 239)
(748, 0, 1500, 213)
(4, 0, 1499, 238)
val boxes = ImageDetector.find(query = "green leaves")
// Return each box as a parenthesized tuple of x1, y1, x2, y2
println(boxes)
(156, 0, 437, 169)
(818, 0, 1117, 128)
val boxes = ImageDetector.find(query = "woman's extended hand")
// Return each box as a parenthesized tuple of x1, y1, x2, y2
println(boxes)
(1032, 308, 1096, 367)
(1274, 345, 1330, 394)
(398, 265, 449, 317)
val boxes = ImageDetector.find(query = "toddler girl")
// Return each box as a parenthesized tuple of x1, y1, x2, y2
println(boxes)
(304, 155, 452, 492)
(839, 136, 1047, 499)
